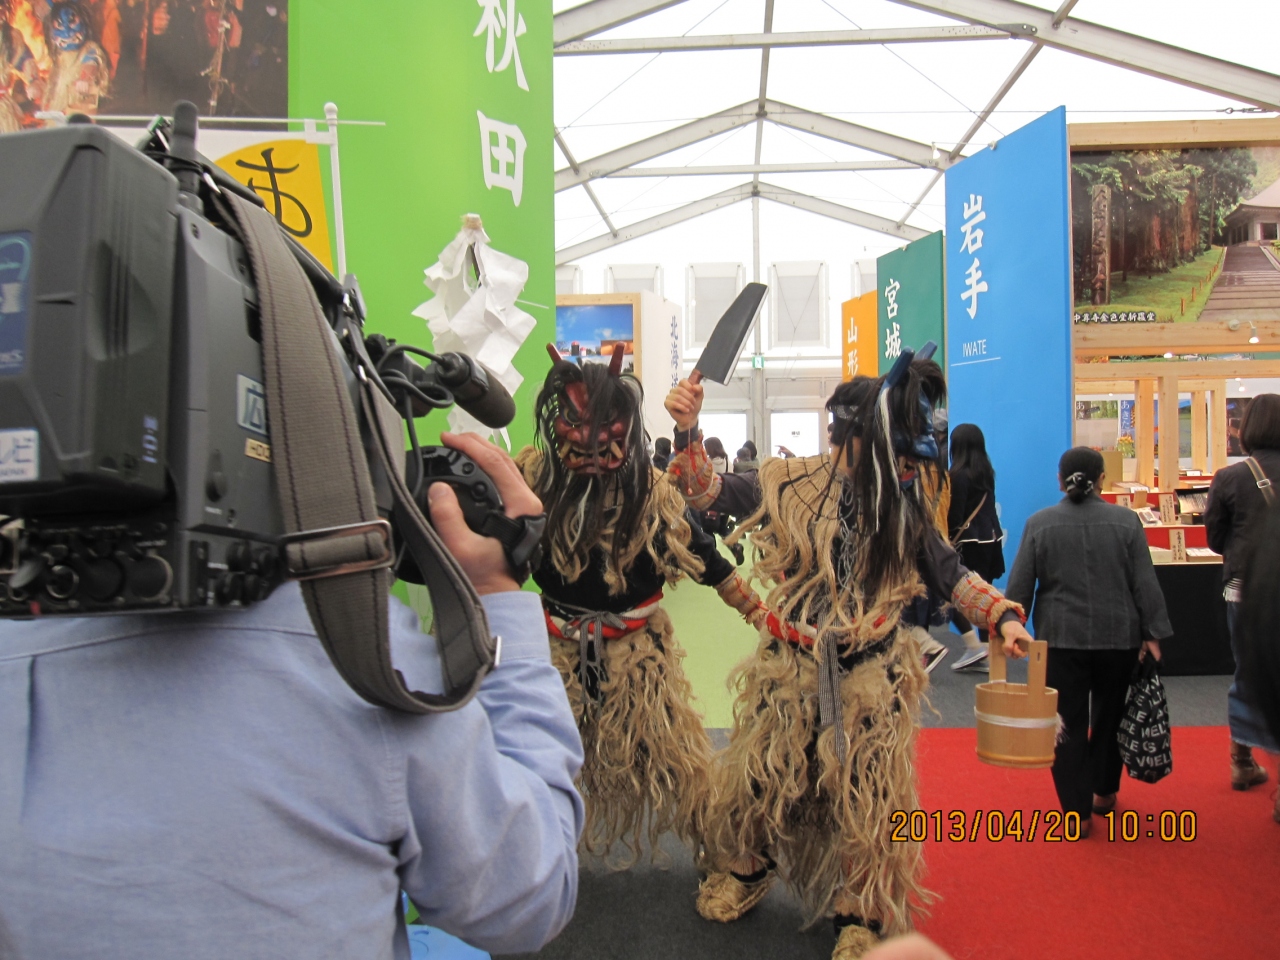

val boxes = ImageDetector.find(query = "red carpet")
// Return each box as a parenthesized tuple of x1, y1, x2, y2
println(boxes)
(914, 726, 1280, 960)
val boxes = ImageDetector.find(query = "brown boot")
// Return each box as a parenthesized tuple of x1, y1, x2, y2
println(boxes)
(1231, 741, 1269, 791)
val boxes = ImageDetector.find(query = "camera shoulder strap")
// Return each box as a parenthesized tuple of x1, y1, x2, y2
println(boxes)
(220, 191, 495, 713)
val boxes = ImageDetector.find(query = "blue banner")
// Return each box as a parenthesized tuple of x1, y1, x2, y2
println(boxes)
(945, 108, 1073, 587)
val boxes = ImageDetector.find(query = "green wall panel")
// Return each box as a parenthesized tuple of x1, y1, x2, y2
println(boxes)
(289, 0, 554, 452)
(877, 231, 946, 370)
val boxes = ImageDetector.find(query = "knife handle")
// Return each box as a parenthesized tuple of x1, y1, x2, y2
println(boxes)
(689, 371, 704, 386)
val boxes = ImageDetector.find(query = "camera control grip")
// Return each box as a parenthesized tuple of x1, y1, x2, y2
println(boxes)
(414, 446, 505, 531)
(407, 446, 544, 584)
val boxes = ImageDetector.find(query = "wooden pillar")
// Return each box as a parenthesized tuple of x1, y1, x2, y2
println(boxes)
(1158, 374, 1180, 489)
(1136, 379, 1156, 488)
(1210, 381, 1229, 472)
(1191, 390, 1208, 473)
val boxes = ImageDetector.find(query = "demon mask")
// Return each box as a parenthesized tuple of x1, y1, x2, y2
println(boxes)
(544, 342, 636, 475)
(49, 4, 89, 53)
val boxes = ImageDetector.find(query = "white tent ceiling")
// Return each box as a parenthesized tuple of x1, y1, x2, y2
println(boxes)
(552, 0, 1280, 280)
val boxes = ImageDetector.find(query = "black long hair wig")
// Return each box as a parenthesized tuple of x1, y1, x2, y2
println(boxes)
(824, 358, 947, 603)
(949, 423, 996, 495)
(530, 358, 653, 581)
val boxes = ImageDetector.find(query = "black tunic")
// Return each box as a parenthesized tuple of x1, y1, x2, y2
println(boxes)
(534, 508, 735, 615)
(706, 469, 1016, 630)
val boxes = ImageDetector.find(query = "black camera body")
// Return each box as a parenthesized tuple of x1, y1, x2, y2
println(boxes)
(0, 121, 510, 619)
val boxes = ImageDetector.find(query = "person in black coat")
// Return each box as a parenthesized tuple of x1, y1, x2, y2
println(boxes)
(1006, 447, 1172, 833)
(947, 424, 1005, 671)
(1205, 392, 1280, 789)
(1239, 500, 1280, 823)
(652, 436, 671, 472)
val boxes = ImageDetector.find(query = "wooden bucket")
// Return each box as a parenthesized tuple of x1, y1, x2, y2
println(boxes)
(975, 638, 1059, 769)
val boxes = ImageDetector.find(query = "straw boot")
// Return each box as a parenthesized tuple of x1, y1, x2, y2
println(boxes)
(695, 870, 774, 923)
(1231, 741, 1268, 791)
(831, 921, 882, 960)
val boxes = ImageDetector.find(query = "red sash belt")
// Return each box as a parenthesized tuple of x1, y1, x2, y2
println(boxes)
(765, 611, 888, 649)
(544, 591, 663, 642)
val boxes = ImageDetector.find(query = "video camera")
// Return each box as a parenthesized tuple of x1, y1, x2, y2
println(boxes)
(0, 104, 520, 710)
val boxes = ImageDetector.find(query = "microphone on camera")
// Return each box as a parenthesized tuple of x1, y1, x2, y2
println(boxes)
(169, 100, 202, 208)
(422, 353, 516, 429)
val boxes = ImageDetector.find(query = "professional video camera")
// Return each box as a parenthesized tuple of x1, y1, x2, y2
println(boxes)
(0, 103, 531, 713)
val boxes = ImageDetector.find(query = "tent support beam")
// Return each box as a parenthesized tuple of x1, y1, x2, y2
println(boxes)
(555, 25, 1009, 54)
(886, 0, 1280, 110)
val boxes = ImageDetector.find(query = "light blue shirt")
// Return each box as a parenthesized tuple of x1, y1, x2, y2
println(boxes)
(0, 585, 583, 959)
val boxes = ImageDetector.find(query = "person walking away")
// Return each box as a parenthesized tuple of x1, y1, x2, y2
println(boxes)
(947, 424, 1006, 672)
(1238, 501, 1280, 822)
(915, 409, 953, 674)
(1005, 447, 1172, 836)
(733, 446, 760, 474)
(1204, 393, 1280, 789)
(704, 437, 730, 475)
(653, 436, 672, 472)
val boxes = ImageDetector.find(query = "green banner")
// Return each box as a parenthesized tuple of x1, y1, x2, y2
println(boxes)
(289, 0, 554, 451)
(877, 231, 946, 371)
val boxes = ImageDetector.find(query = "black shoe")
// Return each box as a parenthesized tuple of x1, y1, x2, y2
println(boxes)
(731, 542, 745, 566)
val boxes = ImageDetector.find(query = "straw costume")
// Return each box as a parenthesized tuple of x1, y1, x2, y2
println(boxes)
(518, 344, 765, 867)
(666, 354, 1026, 958)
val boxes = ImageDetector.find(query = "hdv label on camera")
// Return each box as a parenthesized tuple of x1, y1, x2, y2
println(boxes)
(0, 429, 38, 483)
(236, 375, 268, 436)
(0, 232, 32, 376)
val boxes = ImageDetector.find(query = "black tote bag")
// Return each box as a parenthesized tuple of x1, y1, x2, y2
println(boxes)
(1117, 656, 1174, 784)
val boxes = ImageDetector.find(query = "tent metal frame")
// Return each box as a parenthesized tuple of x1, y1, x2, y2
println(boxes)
(552, 0, 1280, 260)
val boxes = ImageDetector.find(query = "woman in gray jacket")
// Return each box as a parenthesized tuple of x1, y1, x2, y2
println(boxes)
(1006, 447, 1172, 835)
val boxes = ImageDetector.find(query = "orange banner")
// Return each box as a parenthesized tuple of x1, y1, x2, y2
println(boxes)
(216, 139, 334, 272)
(841, 292, 879, 381)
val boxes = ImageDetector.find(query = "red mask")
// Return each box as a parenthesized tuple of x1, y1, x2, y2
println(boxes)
(546, 343, 631, 475)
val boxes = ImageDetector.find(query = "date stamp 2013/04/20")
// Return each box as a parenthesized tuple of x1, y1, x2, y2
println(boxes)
(888, 810, 1198, 843)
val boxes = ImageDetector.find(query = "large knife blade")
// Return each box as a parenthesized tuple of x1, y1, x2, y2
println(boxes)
(690, 282, 767, 385)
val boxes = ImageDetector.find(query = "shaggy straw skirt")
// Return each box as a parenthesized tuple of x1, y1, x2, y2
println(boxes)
(552, 606, 712, 866)
(704, 629, 932, 933)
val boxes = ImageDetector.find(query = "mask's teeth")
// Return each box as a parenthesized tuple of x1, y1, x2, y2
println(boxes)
(610, 440, 624, 460)
(557, 440, 572, 459)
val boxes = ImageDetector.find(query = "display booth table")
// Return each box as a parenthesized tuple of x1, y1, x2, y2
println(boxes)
(1154, 563, 1234, 676)
(1094, 491, 1231, 675)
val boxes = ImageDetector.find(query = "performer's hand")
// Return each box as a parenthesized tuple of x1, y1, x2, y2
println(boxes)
(998, 619, 1033, 659)
(664, 378, 704, 431)
(1140, 639, 1162, 662)
(429, 432, 543, 595)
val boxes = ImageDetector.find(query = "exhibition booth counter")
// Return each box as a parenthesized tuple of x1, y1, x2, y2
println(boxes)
(1097, 487, 1230, 676)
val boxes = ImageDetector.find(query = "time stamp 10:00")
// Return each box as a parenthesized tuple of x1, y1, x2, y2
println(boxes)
(889, 810, 1198, 843)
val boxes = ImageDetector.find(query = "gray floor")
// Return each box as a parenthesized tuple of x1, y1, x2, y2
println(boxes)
(917, 626, 1231, 728)
(514, 629, 1232, 960)
(512, 831, 836, 960)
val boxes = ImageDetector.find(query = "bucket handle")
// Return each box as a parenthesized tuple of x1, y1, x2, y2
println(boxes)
(990, 628, 1008, 683)
(989, 634, 1049, 702)
(1026, 640, 1049, 702)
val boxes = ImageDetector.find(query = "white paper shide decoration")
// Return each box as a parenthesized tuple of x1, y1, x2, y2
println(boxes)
(412, 214, 536, 443)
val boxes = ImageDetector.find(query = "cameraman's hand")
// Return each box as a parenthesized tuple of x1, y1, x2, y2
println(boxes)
(664, 378, 704, 431)
(429, 432, 543, 596)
